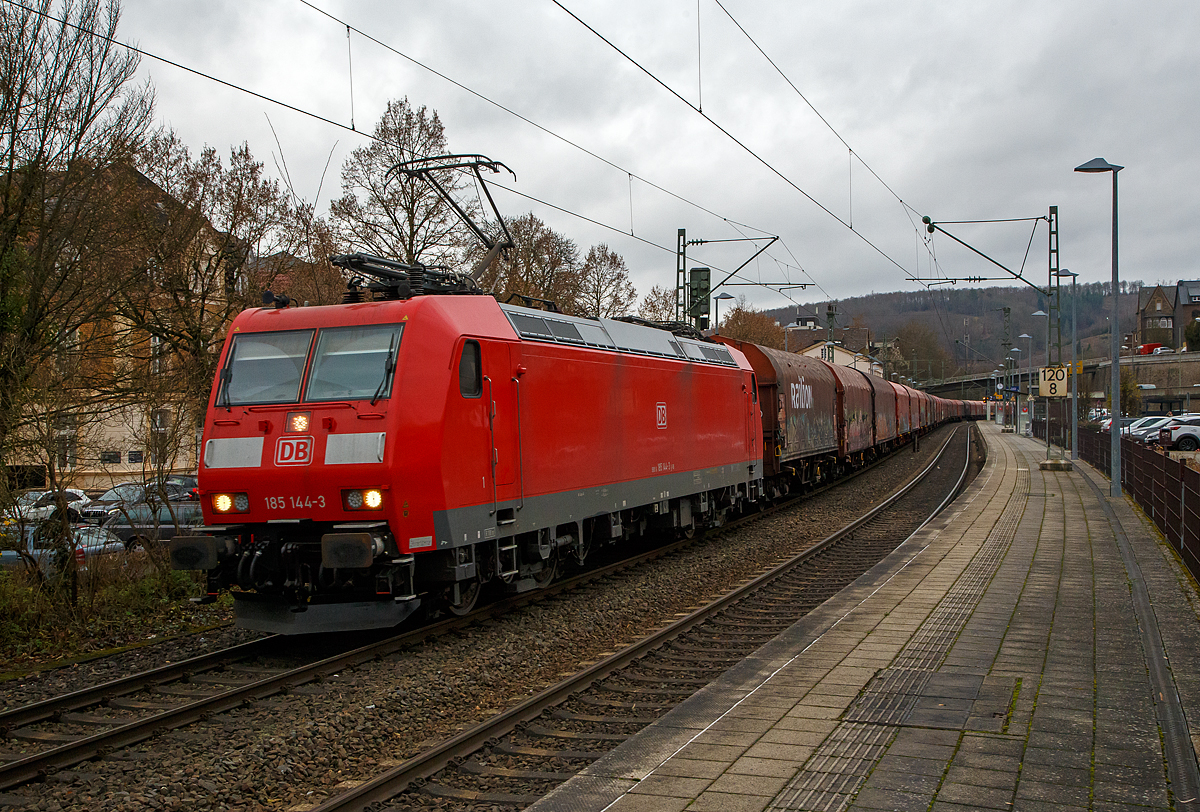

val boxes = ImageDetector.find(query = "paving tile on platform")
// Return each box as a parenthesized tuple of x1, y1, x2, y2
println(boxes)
(688, 790, 772, 812)
(934, 781, 1015, 809)
(626, 774, 714, 798)
(1015, 778, 1089, 805)
(873, 754, 947, 777)
(850, 786, 933, 811)
(705, 772, 792, 797)
(726, 756, 801, 779)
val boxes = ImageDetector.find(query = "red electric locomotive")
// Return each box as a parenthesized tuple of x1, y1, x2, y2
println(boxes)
(171, 264, 762, 633)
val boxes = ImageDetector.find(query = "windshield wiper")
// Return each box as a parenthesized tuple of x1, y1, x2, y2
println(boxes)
(371, 333, 398, 406)
(217, 342, 237, 411)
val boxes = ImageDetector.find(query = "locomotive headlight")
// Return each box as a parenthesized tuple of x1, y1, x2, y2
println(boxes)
(286, 411, 311, 433)
(212, 492, 250, 513)
(342, 489, 384, 511)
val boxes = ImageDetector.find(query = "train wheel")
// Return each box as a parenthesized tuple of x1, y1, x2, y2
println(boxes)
(532, 552, 558, 588)
(446, 579, 481, 616)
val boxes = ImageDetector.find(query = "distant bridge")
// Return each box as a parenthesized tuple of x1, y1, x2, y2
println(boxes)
(920, 353, 1200, 413)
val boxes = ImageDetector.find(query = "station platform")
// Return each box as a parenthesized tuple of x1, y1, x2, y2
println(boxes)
(531, 422, 1200, 812)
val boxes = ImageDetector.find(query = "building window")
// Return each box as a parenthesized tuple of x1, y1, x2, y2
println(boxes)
(1156, 302, 1162, 311)
(150, 335, 163, 374)
(151, 408, 171, 434)
(56, 438, 77, 471)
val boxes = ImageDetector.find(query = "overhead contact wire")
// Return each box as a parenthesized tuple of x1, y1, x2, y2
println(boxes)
(550, 0, 921, 285)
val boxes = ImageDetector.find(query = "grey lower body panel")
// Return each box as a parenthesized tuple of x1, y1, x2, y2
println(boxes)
(433, 464, 758, 550)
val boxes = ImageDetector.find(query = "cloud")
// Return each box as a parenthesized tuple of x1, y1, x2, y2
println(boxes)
(117, 0, 1200, 307)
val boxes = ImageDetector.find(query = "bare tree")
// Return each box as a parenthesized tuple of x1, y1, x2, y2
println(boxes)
(719, 297, 785, 349)
(577, 244, 636, 318)
(125, 132, 298, 432)
(896, 319, 950, 377)
(473, 213, 580, 311)
(636, 285, 676, 322)
(330, 98, 473, 266)
(0, 0, 154, 457)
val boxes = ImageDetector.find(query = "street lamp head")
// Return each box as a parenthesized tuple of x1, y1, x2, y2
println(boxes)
(1018, 333, 1032, 340)
(714, 292, 735, 301)
(1056, 268, 1078, 278)
(1074, 157, 1123, 173)
(1031, 310, 1047, 318)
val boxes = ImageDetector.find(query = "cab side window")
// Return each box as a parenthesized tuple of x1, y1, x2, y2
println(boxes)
(459, 341, 482, 398)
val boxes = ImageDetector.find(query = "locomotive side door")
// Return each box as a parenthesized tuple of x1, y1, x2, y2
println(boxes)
(482, 341, 519, 489)
(747, 373, 758, 467)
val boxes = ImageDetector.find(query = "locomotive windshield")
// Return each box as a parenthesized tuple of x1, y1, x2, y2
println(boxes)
(306, 324, 404, 401)
(217, 324, 403, 405)
(220, 330, 314, 405)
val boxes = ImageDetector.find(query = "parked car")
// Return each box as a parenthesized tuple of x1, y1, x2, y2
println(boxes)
(0, 522, 36, 569)
(1101, 417, 1136, 433)
(1152, 346, 1175, 355)
(1128, 416, 1175, 443)
(80, 480, 195, 525)
(5, 490, 46, 523)
(1159, 416, 1200, 451)
(1123, 416, 1158, 434)
(102, 502, 204, 548)
(6, 488, 91, 524)
(27, 523, 127, 576)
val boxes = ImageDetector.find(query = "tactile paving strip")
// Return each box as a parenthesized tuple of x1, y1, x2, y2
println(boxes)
(766, 466, 1029, 811)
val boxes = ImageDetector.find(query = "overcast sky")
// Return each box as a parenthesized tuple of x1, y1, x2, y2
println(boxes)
(115, 0, 1200, 315)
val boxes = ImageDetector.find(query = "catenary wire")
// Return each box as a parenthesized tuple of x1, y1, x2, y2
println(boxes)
(294, 0, 832, 299)
(548, 0, 923, 286)
(5, 0, 809, 301)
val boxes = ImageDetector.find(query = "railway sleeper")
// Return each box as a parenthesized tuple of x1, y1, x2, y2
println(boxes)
(493, 741, 604, 759)
(458, 760, 578, 781)
(525, 726, 630, 742)
(420, 783, 544, 804)
(618, 672, 712, 686)
(574, 695, 675, 711)
(551, 709, 660, 725)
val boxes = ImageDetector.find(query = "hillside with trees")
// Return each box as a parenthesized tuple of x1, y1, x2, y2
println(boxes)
(759, 283, 1141, 376)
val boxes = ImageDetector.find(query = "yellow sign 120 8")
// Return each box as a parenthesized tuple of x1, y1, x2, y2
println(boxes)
(1039, 365, 1069, 398)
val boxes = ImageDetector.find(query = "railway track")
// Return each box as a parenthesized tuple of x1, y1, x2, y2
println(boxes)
(0, 425, 975, 801)
(302, 423, 976, 811)
(0, 531, 737, 790)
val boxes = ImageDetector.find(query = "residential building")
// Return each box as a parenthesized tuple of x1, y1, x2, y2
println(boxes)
(796, 340, 884, 377)
(1136, 285, 1176, 348)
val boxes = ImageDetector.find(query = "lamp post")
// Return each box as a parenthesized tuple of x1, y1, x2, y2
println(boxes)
(1076, 157, 1123, 498)
(1030, 312, 1048, 447)
(713, 291, 735, 333)
(1010, 346, 1024, 433)
(1018, 334, 1032, 434)
(1058, 270, 1079, 459)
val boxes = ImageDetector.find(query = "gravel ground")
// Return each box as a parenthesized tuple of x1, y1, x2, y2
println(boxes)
(0, 425, 971, 812)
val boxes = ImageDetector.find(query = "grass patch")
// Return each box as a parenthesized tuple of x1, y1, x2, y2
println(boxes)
(0, 547, 233, 669)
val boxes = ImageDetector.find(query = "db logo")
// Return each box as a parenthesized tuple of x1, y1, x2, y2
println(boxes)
(275, 436, 314, 466)
(656, 402, 668, 429)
